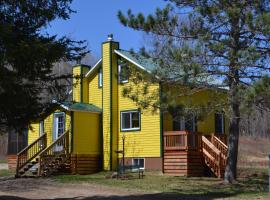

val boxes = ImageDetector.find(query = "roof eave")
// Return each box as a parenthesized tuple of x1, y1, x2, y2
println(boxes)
(85, 58, 102, 78)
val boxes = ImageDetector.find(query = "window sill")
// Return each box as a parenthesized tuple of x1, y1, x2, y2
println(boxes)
(120, 128, 140, 132)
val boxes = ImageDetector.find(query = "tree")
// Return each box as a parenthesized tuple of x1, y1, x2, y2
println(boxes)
(118, 0, 270, 183)
(0, 0, 88, 131)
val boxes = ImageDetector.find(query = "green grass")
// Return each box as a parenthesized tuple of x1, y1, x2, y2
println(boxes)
(0, 159, 7, 163)
(53, 168, 269, 199)
(0, 169, 15, 177)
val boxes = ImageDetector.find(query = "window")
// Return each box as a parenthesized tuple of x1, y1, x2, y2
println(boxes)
(118, 64, 129, 83)
(98, 68, 102, 88)
(132, 158, 145, 169)
(173, 114, 197, 132)
(121, 110, 140, 131)
(215, 112, 225, 134)
(53, 112, 65, 141)
(39, 120, 44, 136)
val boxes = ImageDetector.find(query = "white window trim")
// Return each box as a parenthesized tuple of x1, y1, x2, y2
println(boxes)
(98, 69, 102, 87)
(118, 64, 129, 84)
(120, 110, 140, 131)
(53, 112, 66, 141)
(39, 120, 44, 136)
(174, 115, 196, 132)
(132, 158, 145, 169)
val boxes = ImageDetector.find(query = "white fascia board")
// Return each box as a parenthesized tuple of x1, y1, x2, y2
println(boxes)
(114, 50, 152, 74)
(85, 58, 102, 78)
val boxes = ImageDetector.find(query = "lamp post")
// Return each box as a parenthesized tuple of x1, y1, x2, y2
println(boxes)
(122, 134, 126, 173)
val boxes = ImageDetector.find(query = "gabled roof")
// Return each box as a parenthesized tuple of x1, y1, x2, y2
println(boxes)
(115, 49, 158, 73)
(60, 101, 102, 113)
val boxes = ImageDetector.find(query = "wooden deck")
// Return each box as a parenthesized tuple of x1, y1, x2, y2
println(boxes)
(163, 131, 227, 177)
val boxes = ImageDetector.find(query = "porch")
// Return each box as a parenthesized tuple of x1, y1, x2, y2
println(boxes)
(163, 131, 228, 177)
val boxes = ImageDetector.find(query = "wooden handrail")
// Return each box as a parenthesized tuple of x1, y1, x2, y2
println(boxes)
(202, 136, 221, 154)
(163, 131, 201, 151)
(39, 130, 69, 157)
(17, 133, 46, 156)
(202, 136, 226, 178)
(16, 133, 47, 176)
(38, 130, 69, 176)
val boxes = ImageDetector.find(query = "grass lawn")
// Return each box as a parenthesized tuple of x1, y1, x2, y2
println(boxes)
(0, 169, 15, 177)
(54, 168, 269, 199)
(0, 159, 7, 164)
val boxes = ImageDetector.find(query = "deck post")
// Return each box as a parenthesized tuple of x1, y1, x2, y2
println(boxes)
(268, 154, 270, 192)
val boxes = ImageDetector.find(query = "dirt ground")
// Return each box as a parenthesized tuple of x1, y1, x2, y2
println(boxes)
(0, 177, 269, 200)
(0, 178, 205, 200)
(0, 178, 150, 200)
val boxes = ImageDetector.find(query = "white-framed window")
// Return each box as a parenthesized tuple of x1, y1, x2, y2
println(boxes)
(215, 112, 225, 134)
(98, 68, 102, 88)
(120, 110, 140, 131)
(53, 112, 65, 141)
(118, 64, 129, 83)
(173, 114, 197, 132)
(132, 158, 145, 169)
(39, 120, 44, 136)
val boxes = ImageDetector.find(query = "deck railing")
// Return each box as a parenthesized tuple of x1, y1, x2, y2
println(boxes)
(16, 133, 47, 176)
(163, 131, 202, 151)
(38, 130, 69, 176)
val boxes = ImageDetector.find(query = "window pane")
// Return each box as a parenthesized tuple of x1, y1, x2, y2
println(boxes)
(215, 113, 224, 134)
(133, 158, 144, 168)
(173, 116, 185, 131)
(185, 115, 195, 132)
(121, 113, 131, 129)
(119, 65, 129, 83)
(98, 69, 102, 87)
(131, 112, 140, 128)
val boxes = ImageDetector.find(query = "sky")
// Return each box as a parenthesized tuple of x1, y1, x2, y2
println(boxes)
(45, 0, 167, 59)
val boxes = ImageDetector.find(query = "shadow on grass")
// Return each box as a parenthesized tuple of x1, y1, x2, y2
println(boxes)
(0, 192, 237, 200)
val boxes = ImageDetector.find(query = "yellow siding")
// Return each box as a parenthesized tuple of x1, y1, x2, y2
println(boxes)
(118, 80, 161, 158)
(102, 42, 111, 170)
(82, 67, 89, 103)
(28, 122, 40, 145)
(72, 66, 90, 103)
(111, 42, 119, 170)
(88, 72, 102, 108)
(28, 109, 71, 146)
(73, 112, 101, 154)
(163, 88, 228, 135)
(73, 67, 81, 102)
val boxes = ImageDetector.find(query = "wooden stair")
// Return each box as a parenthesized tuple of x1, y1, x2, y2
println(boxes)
(39, 130, 70, 176)
(16, 134, 47, 178)
(163, 131, 228, 178)
(202, 135, 228, 178)
(16, 130, 70, 178)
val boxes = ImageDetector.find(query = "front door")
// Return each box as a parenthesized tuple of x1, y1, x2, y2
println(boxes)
(53, 113, 65, 151)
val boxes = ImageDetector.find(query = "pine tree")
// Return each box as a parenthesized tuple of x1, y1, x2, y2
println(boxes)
(0, 0, 87, 131)
(118, 0, 270, 183)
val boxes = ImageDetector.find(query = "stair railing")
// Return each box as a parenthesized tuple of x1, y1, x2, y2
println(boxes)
(38, 130, 69, 176)
(16, 133, 47, 176)
(202, 136, 223, 178)
(212, 135, 228, 167)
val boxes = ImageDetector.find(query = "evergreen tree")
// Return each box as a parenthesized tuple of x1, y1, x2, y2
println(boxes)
(0, 0, 87, 131)
(118, 0, 270, 183)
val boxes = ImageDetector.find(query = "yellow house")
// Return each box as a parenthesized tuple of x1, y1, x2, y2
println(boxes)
(16, 35, 228, 178)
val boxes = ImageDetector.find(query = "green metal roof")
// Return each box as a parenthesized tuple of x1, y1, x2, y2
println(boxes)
(115, 49, 158, 72)
(61, 101, 102, 113)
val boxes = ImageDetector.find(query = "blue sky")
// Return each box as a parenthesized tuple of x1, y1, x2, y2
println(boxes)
(45, 0, 167, 58)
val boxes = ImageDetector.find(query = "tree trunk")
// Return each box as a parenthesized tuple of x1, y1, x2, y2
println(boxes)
(224, 81, 240, 183)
